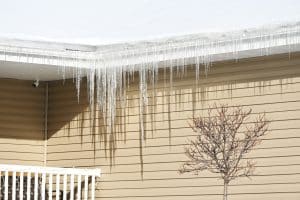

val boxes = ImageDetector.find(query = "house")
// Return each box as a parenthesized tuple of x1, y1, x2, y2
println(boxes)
(0, 21, 299, 200)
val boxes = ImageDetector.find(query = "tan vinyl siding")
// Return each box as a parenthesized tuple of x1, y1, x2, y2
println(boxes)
(0, 79, 45, 166)
(47, 53, 300, 200)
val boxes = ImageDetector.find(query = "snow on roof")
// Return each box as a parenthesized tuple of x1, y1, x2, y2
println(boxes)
(1, 0, 300, 45)
(0, 20, 299, 72)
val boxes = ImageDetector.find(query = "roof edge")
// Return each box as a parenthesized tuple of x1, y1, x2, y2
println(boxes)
(0, 21, 299, 69)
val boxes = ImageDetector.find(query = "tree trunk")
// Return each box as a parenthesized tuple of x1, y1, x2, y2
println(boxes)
(223, 181, 228, 200)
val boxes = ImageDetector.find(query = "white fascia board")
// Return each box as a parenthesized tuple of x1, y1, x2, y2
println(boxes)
(0, 37, 96, 52)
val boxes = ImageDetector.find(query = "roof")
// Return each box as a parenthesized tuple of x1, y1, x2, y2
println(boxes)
(1, 0, 300, 45)
(0, 21, 300, 81)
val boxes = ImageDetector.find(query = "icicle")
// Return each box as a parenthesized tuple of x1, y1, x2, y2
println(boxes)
(139, 64, 148, 140)
(75, 67, 82, 103)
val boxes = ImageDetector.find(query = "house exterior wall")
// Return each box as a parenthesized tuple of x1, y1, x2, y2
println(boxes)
(0, 79, 45, 166)
(47, 53, 300, 200)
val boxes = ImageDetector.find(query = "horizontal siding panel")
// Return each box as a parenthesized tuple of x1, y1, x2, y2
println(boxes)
(228, 193, 300, 200)
(46, 155, 300, 173)
(0, 151, 44, 161)
(98, 165, 300, 182)
(46, 134, 300, 155)
(0, 113, 43, 123)
(0, 127, 44, 139)
(97, 183, 300, 198)
(96, 192, 300, 200)
(47, 143, 300, 163)
(47, 118, 300, 147)
(0, 137, 44, 145)
(0, 159, 43, 166)
(46, 98, 300, 127)
(47, 113, 300, 137)
(99, 181, 300, 192)
(98, 185, 224, 198)
(96, 173, 300, 191)
(47, 99, 300, 128)
(47, 115, 300, 140)
(0, 143, 44, 152)
(47, 131, 300, 156)
(47, 125, 300, 146)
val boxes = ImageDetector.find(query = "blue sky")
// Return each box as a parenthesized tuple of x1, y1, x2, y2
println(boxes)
(0, 0, 300, 44)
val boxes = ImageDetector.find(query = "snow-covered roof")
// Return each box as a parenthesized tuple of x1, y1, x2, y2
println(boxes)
(1, 0, 300, 45)
(0, 21, 300, 81)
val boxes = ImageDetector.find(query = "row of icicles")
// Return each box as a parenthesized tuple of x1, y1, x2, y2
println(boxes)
(0, 21, 300, 141)
(71, 22, 300, 140)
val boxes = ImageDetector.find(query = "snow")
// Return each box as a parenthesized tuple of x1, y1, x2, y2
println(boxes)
(0, 0, 300, 45)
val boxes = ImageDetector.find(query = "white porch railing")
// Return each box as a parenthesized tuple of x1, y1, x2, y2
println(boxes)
(0, 164, 101, 200)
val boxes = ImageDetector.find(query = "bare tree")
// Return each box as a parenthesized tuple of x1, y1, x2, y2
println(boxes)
(179, 104, 269, 200)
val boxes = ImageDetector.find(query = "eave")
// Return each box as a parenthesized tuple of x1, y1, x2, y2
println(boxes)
(0, 21, 299, 81)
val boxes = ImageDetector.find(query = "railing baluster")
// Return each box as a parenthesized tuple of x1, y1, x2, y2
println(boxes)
(12, 171, 16, 200)
(84, 175, 88, 200)
(27, 172, 31, 200)
(63, 174, 67, 200)
(91, 175, 95, 200)
(34, 172, 38, 200)
(49, 174, 53, 200)
(20, 172, 24, 200)
(77, 175, 81, 200)
(41, 173, 46, 200)
(4, 170, 8, 200)
(56, 174, 60, 200)
(70, 174, 74, 200)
